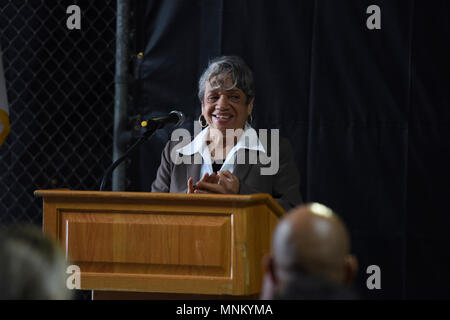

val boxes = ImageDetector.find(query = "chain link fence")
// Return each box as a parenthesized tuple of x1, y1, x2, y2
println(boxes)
(0, 0, 117, 226)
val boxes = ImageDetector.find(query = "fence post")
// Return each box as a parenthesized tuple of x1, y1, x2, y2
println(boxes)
(112, 0, 130, 191)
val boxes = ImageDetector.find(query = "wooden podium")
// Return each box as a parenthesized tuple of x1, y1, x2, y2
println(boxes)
(35, 190, 284, 299)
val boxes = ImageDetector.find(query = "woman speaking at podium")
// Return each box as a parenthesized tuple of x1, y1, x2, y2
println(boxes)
(151, 56, 302, 211)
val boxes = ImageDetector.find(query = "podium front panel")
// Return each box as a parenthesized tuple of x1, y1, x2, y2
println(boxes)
(36, 191, 283, 295)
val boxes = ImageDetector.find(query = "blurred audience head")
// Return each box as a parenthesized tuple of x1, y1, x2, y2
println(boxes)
(261, 203, 358, 300)
(0, 224, 71, 300)
(271, 273, 358, 300)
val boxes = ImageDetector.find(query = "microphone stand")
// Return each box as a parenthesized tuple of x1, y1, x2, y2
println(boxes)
(99, 121, 162, 191)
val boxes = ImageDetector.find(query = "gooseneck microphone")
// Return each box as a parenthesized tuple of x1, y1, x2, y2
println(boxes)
(141, 110, 185, 128)
(99, 110, 185, 191)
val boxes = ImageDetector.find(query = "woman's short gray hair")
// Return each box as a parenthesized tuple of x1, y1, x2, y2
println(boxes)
(198, 56, 255, 105)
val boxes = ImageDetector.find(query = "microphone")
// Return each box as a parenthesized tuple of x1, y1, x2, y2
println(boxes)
(99, 110, 185, 191)
(141, 110, 185, 129)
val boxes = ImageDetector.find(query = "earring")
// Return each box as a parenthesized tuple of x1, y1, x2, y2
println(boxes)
(198, 114, 208, 128)
(248, 114, 253, 125)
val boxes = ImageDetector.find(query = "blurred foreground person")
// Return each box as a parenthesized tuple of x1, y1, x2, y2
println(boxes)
(260, 203, 358, 300)
(0, 225, 71, 300)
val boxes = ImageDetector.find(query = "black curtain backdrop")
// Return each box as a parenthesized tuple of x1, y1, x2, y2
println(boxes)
(130, 0, 450, 299)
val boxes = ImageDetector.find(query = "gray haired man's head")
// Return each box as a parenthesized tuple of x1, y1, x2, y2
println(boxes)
(198, 55, 255, 105)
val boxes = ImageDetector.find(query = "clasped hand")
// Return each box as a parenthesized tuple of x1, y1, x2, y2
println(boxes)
(187, 170, 239, 194)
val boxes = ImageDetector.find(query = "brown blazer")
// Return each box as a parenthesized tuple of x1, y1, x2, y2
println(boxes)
(151, 136, 303, 211)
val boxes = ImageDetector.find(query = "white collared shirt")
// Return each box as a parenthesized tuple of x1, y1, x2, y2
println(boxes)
(176, 123, 266, 178)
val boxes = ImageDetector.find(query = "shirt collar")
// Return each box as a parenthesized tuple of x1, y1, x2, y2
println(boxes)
(176, 122, 266, 158)
(176, 124, 209, 156)
(232, 122, 266, 153)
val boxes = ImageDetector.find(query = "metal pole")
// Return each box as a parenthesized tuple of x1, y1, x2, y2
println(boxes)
(112, 0, 129, 191)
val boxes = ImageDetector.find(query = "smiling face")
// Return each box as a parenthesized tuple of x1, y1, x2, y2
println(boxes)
(202, 74, 254, 133)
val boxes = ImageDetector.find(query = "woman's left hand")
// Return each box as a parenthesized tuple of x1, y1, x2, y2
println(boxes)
(195, 170, 240, 194)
